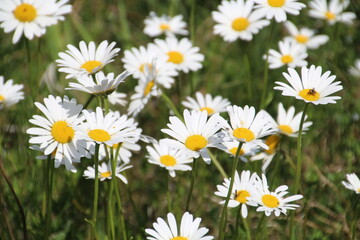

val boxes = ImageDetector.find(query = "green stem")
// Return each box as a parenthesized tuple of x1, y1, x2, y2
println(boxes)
(242, 216, 251, 240)
(115, 181, 128, 240)
(235, 206, 241, 240)
(293, 103, 309, 193)
(90, 144, 100, 240)
(117, 0, 131, 49)
(290, 103, 309, 239)
(44, 156, 54, 240)
(161, 92, 183, 121)
(109, 145, 117, 240)
(83, 95, 95, 109)
(219, 142, 244, 240)
(167, 173, 172, 212)
(208, 149, 228, 178)
(185, 158, 198, 212)
(259, 20, 275, 109)
(107, 181, 115, 240)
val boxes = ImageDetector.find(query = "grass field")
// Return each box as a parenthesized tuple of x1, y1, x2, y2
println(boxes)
(0, 0, 360, 239)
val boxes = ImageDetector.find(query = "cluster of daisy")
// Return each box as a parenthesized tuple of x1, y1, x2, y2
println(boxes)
(0, 0, 72, 44)
(216, 170, 303, 217)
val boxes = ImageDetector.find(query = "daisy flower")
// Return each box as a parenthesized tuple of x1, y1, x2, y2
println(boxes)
(251, 135, 281, 172)
(56, 40, 120, 79)
(273, 103, 312, 137)
(342, 173, 360, 194)
(250, 174, 303, 216)
(121, 45, 178, 89)
(144, 12, 188, 37)
(0, 76, 24, 109)
(221, 105, 276, 149)
(254, 0, 306, 22)
(267, 39, 308, 69)
(221, 140, 260, 162)
(308, 0, 356, 25)
(27, 95, 90, 172)
(283, 21, 329, 49)
(161, 109, 223, 164)
(108, 91, 127, 106)
(215, 170, 259, 217)
(151, 37, 205, 73)
(127, 65, 162, 117)
(145, 212, 214, 240)
(79, 107, 141, 146)
(146, 140, 193, 177)
(182, 91, 231, 116)
(66, 71, 130, 96)
(83, 161, 132, 183)
(349, 59, 360, 78)
(274, 65, 343, 105)
(0, 0, 72, 44)
(212, 0, 270, 42)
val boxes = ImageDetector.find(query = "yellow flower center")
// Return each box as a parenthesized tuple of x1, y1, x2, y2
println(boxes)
(357, 188, 360, 193)
(265, 135, 280, 155)
(167, 51, 184, 64)
(235, 190, 250, 203)
(295, 35, 308, 44)
(100, 171, 111, 178)
(231, 17, 250, 31)
(325, 11, 336, 20)
(88, 129, 111, 142)
(160, 23, 170, 30)
(144, 80, 155, 96)
(268, 0, 285, 7)
(0, 95, 5, 101)
(281, 55, 293, 64)
(171, 237, 188, 240)
(185, 135, 208, 151)
(139, 63, 152, 73)
(278, 125, 293, 134)
(229, 147, 245, 156)
(298, 88, 320, 101)
(13, 3, 37, 22)
(199, 107, 215, 115)
(51, 121, 75, 144)
(160, 155, 177, 166)
(81, 60, 102, 74)
(233, 128, 255, 142)
(262, 194, 280, 208)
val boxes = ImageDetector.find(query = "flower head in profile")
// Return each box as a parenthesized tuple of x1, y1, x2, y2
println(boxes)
(144, 12, 188, 37)
(161, 109, 223, 164)
(274, 65, 343, 105)
(221, 105, 276, 149)
(266, 103, 313, 137)
(27, 95, 90, 172)
(182, 91, 231, 115)
(254, 0, 306, 22)
(349, 59, 360, 78)
(0, 76, 24, 109)
(84, 161, 132, 183)
(267, 39, 308, 69)
(145, 212, 214, 240)
(151, 37, 205, 73)
(221, 141, 260, 162)
(66, 71, 130, 96)
(127, 64, 162, 117)
(308, 0, 356, 25)
(56, 40, 120, 79)
(99, 140, 141, 164)
(342, 173, 360, 194)
(212, 0, 270, 42)
(251, 135, 281, 172)
(215, 170, 259, 218)
(146, 140, 193, 177)
(0, 0, 72, 44)
(122, 45, 178, 88)
(250, 174, 303, 216)
(79, 108, 141, 146)
(283, 21, 329, 49)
